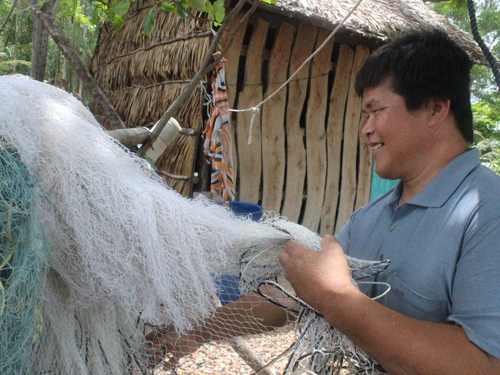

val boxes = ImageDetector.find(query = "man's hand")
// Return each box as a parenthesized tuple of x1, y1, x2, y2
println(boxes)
(145, 326, 201, 370)
(278, 235, 358, 314)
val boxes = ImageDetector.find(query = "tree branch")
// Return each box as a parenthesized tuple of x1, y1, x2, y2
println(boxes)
(138, 0, 260, 156)
(33, 7, 125, 130)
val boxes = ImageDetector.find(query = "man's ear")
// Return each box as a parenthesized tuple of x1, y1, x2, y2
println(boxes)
(427, 98, 451, 126)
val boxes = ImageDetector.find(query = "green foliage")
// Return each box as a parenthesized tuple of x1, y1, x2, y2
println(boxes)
(430, 0, 500, 174)
(143, 6, 156, 35)
(473, 101, 500, 140)
(430, 0, 500, 97)
(0, 0, 33, 76)
(475, 131, 500, 173)
(0, 60, 31, 74)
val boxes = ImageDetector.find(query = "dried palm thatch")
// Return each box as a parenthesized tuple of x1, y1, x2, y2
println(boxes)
(90, 1, 211, 195)
(267, 0, 484, 62)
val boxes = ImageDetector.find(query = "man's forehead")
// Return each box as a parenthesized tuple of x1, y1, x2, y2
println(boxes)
(362, 89, 383, 109)
(362, 81, 399, 108)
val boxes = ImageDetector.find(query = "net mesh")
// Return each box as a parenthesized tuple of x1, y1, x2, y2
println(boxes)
(0, 76, 389, 375)
(0, 140, 48, 375)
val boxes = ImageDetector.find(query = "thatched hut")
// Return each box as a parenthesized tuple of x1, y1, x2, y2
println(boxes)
(90, 0, 482, 234)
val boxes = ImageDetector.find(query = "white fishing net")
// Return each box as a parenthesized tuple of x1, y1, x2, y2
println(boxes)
(0, 76, 389, 375)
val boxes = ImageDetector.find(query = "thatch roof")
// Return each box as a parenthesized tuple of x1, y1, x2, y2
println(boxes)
(261, 0, 485, 63)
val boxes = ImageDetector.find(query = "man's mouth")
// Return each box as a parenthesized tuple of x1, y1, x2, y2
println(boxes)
(373, 143, 384, 151)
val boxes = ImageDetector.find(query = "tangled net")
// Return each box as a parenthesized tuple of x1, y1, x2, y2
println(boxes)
(0, 140, 48, 374)
(225, 216, 390, 375)
(0, 76, 389, 375)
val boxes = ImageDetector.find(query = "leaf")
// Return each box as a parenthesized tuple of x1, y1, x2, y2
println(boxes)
(262, 0, 279, 4)
(444, 0, 466, 10)
(204, 1, 213, 15)
(113, 14, 124, 28)
(161, 2, 176, 12)
(213, 0, 224, 23)
(186, 0, 206, 11)
(72, 0, 78, 16)
(175, 1, 188, 18)
(105, 6, 116, 23)
(143, 6, 156, 36)
(113, 0, 131, 16)
(91, 6, 102, 24)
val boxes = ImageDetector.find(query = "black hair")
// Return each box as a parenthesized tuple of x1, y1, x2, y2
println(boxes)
(355, 28, 474, 143)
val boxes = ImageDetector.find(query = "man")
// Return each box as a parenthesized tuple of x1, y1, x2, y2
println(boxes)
(147, 29, 500, 374)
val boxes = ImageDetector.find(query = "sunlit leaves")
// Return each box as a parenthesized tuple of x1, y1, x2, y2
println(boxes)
(105, 0, 131, 28)
(444, 0, 467, 11)
(175, 0, 188, 18)
(475, 130, 500, 173)
(0, 59, 31, 73)
(212, 0, 224, 23)
(112, 0, 131, 16)
(185, 0, 206, 12)
(160, 2, 175, 12)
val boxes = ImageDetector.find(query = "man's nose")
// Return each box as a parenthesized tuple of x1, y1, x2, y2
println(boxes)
(361, 116, 374, 137)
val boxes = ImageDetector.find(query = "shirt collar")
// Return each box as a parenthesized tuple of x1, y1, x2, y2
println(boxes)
(406, 148, 480, 208)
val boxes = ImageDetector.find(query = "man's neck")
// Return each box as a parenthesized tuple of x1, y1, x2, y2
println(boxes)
(399, 141, 469, 205)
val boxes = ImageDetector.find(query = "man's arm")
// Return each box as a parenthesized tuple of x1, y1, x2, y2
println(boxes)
(145, 292, 291, 368)
(279, 236, 500, 375)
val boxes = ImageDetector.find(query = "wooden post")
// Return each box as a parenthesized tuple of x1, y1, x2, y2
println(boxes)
(320, 45, 355, 236)
(222, 12, 249, 190)
(261, 22, 296, 213)
(236, 19, 269, 204)
(281, 23, 318, 223)
(355, 113, 373, 210)
(335, 45, 370, 233)
(301, 29, 334, 232)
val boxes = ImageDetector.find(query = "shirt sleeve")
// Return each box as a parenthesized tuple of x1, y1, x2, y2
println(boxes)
(447, 216, 500, 360)
(334, 210, 361, 256)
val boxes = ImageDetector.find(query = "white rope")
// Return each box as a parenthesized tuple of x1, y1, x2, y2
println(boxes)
(228, 0, 364, 145)
(357, 281, 392, 301)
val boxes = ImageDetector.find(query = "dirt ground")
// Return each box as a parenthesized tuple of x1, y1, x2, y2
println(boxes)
(154, 324, 296, 375)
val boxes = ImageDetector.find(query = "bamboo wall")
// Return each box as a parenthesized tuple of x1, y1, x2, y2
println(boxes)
(221, 13, 374, 235)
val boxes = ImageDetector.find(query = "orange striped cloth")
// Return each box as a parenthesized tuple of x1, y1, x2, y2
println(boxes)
(203, 60, 235, 203)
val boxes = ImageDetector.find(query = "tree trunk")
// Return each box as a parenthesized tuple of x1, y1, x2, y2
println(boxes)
(33, 8, 125, 129)
(29, 0, 61, 81)
(12, 11, 18, 73)
(61, 57, 68, 89)
(55, 48, 61, 86)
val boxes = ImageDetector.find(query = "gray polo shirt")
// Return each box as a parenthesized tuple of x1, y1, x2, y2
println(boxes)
(336, 148, 500, 359)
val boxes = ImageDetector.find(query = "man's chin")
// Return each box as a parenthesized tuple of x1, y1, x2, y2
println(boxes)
(375, 167, 398, 181)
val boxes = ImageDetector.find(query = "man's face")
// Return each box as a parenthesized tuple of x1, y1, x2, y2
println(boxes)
(361, 79, 429, 181)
